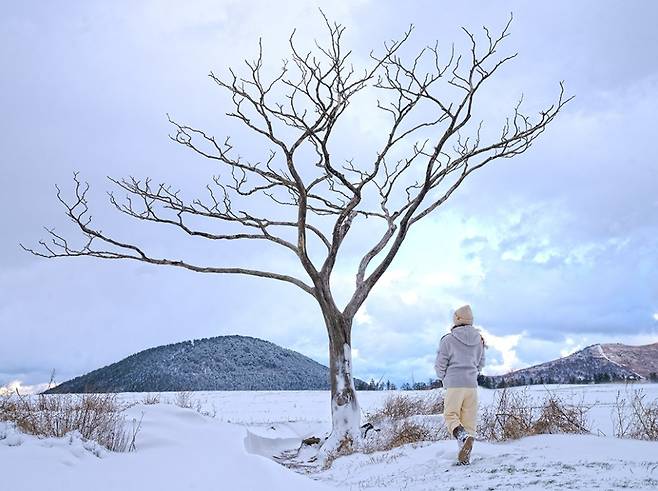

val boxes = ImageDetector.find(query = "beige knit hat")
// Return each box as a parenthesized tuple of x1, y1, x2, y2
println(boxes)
(453, 304, 474, 327)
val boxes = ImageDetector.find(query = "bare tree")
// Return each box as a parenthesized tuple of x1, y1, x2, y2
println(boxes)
(24, 14, 571, 455)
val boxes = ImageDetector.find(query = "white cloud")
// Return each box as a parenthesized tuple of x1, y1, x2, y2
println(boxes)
(0, 380, 49, 396)
(355, 306, 373, 326)
(478, 327, 526, 375)
(560, 337, 582, 358)
(399, 290, 419, 306)
(653, 313, 658, 322)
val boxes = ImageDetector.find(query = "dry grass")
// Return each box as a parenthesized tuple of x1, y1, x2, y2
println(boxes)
(174, 391, 194, 409)
(168, 392, 217, 418)
(319, 393, 447, 467)
(0, 392, 136, 452)
(613, 389, 658, 441)
(385, 418, 434, 449)
(479, 388, 591, 442)
(321, 436, 356, 470)
(367, 393, 444, 424)
(142, 393, 161, 405)
(361, 393, 447, 454)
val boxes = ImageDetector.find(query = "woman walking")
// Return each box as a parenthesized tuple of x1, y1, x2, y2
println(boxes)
(434, 305, 485, 465)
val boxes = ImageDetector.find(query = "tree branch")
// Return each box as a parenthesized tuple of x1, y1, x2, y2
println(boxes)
(22, 174, 314, 296)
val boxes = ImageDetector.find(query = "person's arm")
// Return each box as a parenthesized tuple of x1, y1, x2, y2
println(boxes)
(434, 337, 449, 382)
(477, 340, 486, 373)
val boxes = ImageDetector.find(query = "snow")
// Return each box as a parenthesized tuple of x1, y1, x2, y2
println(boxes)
(322, 344, 362, 456)
(2, 384, 658, 490)
(319, 434, 658, 490)
(596, 343, 641, 376)
(0, 403, 331, 491)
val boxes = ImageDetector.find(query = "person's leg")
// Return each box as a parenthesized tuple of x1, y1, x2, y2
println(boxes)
(444, 388, 476, 464)
(460, 388, 479, 436)
(443, 388, 466, 434)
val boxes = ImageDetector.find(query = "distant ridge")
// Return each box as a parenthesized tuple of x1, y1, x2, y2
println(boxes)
(480, 342, 658, 388)
(45, 335, 342, 393)
(598, 342, 658, 378)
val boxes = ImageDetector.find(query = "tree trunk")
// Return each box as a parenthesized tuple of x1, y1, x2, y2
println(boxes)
(320, 310, 361, 456)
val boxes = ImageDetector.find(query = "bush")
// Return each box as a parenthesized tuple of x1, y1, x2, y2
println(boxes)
(142, 393, 161, 405)
(533, 396, 590, 435)
(361, 392, 448, 454)
(367, 392, 444, 424)
(0, 392, 135, 452)
(385, 418, 434, 449)
(169, 392, 216, 417)
(479, 388, 590, 442)
(174, 391, 193, 409)
(613, 389, 658, 441)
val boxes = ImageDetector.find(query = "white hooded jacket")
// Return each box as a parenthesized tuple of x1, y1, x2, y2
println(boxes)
(434, 325, 485, 388)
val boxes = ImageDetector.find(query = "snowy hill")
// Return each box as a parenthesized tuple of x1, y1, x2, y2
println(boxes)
(45, 335, 336, 393)
(482, 343, 658, 387)
(599, 342, 658, 378)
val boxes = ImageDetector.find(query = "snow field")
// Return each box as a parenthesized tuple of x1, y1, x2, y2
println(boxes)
(1, 402, 332, 491)
(1, 384, 658, 490)
(318, 434, 658, 490)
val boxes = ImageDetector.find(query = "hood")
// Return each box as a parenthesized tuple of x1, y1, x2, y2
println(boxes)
(450, 325, 482, 346)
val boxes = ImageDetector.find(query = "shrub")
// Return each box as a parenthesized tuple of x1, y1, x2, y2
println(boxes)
(174, 391, 193, 409)
(367, 393, 444, 424)
(0, 392, 134, 452)
(613, 389, 658, 441)
(361, 392, 448, 454)
(385, 419, 433, 449)
(479, 388, 590, 442)
(142, 393, 161, 405)
(533, 395, 590, 435)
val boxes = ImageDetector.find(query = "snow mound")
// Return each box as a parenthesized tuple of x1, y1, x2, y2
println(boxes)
(0, 403, 331, 491)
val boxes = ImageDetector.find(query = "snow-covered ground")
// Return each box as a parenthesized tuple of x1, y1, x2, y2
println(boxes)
(2, 384, 658, 490)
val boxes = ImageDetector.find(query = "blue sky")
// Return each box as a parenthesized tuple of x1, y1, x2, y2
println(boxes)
(1, 1, 657, 391)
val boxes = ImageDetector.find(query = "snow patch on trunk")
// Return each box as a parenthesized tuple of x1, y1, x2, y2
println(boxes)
(320, 344, 361, 459)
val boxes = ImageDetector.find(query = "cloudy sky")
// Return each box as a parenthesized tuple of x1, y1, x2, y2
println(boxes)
(2, 1, 657, 392)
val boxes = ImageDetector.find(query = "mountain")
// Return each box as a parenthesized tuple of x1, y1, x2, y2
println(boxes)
(597, 343, 658, 378)
(45, 335, 341, 393)
(480, 342, 658, 388)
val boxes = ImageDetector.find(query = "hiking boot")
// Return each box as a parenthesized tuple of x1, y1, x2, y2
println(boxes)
(453, 425, 474, 465)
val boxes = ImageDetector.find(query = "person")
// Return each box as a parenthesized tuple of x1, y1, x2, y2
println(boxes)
(434, 305, 485, 465)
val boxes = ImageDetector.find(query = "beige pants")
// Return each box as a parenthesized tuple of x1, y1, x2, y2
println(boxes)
(443, 387, 478, 436)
